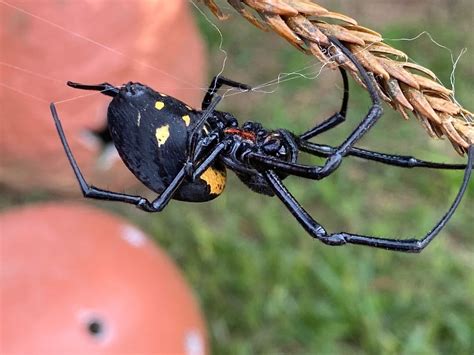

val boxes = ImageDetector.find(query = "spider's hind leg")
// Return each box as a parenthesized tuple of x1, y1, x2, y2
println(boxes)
(67, 81, 119, 97)
(50, 102, 224, 212)
(202, 75, 252, 110)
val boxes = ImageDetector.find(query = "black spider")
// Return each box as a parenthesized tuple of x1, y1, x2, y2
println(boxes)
(50, 38, 473, 253)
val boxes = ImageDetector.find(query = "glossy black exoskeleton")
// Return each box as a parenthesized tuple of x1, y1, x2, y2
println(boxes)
(107, 82, 228, 202)
(50, 37, 472, 253)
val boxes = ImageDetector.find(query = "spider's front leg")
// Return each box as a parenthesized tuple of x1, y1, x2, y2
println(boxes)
(299, 141, 467, 170)
(311, 37, 384, 178)
(262, 144, 473, 252)
(297, 59, 464, 172)
(245, 38, 384, 181)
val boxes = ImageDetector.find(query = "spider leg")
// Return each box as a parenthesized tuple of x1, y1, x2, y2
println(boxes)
(299, 141, 466, 170)
(191, 141, 229, 179)
(244, 135, 466, 179)
(263, 145, 473, 252)
(50, 103, 223, 212)
(245, 150, 334, 180)
(246, 150, 465, 180)
(246, 38, 384, 180)
(66, 81, 119, 97)
(327, 37, 383, 147)
(188, 95, 223, 159)
(300, 37, 384, 179)
(202, 75, 252, 110)
(299, 67, 349, 140)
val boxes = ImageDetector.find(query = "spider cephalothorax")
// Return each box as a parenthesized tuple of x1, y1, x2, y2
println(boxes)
(51, 37, 472, 253)
(220, 122, 299, 196)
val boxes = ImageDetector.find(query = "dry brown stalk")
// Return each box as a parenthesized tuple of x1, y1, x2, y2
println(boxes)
(200, 0, 473, 155)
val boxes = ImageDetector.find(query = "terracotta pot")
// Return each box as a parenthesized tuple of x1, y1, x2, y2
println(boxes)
(0, 0, 207, 194)
(0, 203, 208, 354)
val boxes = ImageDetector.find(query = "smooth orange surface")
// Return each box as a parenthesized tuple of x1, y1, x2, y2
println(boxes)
(0, 203, 207, 354)
(0, 0, 207, 194)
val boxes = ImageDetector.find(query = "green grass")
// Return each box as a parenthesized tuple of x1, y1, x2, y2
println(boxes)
(172, 3, 474, 353)
(3, 1, 473, 354)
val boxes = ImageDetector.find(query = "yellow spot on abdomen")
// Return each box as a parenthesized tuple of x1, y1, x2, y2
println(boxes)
(155, 125, 170, 147)
(155, 101, 165, 110)
(182, 115, 191, 127)
(200, 167, 226, 195)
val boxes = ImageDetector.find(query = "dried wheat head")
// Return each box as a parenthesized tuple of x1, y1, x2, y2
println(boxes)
(200, 0, 473, 155)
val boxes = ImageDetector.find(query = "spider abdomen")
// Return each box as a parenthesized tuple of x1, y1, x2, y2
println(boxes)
(107, 82, 226, 202)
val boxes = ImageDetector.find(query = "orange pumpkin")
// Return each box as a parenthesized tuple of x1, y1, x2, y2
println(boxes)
(1, 203, 208, 354)
(0, 0, 207, 194)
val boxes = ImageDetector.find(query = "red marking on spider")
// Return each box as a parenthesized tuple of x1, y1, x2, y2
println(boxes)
(224, 128, 256, 141)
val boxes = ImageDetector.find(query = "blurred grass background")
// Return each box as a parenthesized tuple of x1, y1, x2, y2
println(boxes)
(162, 1, 474, 353)
(2, 0, 473, 353)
